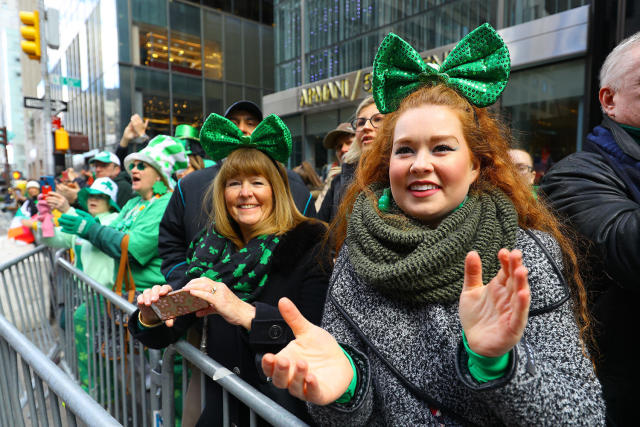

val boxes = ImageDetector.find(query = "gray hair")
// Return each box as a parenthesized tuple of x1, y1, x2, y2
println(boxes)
(600, 32, 640, 91)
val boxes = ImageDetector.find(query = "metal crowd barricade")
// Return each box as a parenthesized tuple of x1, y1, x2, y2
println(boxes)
(54, 253, 309, 427)
(0, 314, 120, 427)
(161, 342, 309, 427)
(54, 254, 161, 427)
(0, 245, 59, 360)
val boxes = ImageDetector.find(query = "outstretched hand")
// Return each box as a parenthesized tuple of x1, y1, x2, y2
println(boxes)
(261, 298, 353, 405)
(459, 249, 530, 357)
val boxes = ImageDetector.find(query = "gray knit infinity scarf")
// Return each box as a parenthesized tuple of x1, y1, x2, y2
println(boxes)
(345, 186, 518, 305)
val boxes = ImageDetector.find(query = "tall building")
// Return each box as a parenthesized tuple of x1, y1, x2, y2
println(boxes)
(37, 0, 274, 171)
(265, 0, 638, 177)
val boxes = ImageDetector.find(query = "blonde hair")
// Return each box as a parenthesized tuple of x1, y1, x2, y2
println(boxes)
(342, 95, 376, 165)
(205, 148, 308, 249)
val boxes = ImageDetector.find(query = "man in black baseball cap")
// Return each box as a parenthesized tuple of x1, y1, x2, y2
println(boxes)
(224, 101, 263, 136)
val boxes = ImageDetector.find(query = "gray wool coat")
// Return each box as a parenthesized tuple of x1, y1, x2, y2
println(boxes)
(309, 229, 605, 426)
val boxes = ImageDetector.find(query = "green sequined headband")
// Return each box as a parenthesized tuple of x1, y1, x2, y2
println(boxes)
(199, 113, 292, 163)
(372, 23, 511, 114)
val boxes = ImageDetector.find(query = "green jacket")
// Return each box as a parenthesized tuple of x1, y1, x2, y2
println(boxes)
(39, 208, 119, 289)
(85, 193, 171, 291)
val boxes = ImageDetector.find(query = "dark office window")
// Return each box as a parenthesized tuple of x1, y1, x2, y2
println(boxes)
(172, 73, 204, 130)
(234, 0, 260, 21)
(202, 0, 232, 13)
(134, 68, 171, 136)
(169, 2, 203, 76)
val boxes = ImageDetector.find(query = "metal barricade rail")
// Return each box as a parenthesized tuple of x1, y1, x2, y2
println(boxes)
(54, 252, 309, 426)
(0, 314, 120, 427)
(0, 245, 58, 360)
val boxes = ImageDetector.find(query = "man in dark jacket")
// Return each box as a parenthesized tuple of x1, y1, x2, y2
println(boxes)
(159, 100, 315, 290)
(540, 33, 640, 426)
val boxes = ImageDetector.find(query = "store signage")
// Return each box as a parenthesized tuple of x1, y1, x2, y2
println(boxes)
(298, 49, 450, 108)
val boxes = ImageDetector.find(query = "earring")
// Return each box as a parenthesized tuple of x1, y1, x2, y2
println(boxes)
(378, 188, 391, 212)
(152, 180, 168, 196)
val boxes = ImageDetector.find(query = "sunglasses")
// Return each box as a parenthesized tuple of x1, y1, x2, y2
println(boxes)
(128, 162, 147, 171)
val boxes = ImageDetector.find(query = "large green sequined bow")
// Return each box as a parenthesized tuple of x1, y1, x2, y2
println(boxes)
(372, 23, 510, 113)
(199, 113, 292, 163)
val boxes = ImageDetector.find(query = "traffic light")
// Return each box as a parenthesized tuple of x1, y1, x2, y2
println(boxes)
(19, 10, 41, 61)
(54, 127, 69, 151)
(0, 127, 7, 146)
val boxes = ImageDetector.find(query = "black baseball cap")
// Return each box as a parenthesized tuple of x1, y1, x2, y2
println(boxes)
(224, 100, 263, 122)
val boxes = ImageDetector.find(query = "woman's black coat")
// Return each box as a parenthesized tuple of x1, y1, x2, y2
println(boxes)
(129, 220, 331, 426)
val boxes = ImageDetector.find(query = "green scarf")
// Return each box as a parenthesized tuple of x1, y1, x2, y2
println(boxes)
(187, 229, 280, 302)
(345, 186, 519, 305)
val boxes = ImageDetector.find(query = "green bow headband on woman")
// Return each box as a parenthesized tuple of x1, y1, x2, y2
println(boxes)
(372, 23, 510, 113)
(199, 113, 292, 163)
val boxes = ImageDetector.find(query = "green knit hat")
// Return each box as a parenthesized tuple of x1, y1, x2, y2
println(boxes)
(124, 135, 188, 189)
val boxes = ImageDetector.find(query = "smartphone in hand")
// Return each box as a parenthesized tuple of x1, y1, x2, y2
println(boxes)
(150, 289, 210, 321)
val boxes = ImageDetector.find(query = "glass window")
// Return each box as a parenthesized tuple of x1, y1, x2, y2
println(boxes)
(282, 114, 303, 168)
(262, 0, 274, 25)
(244, 22, 261, 86)
(203, 11, 224, 80)
(225, 83, 244, 106)
(261, 27, 274, 89)
(234, 0, 260, 21)
(172, 74, 204, 131)
(202, 0, 232, 13)
(505, 0, 589, 27)
(169, 2, 202, 76)
(135, 23, 169, 69)
(224, 17, 244, 83)
(131, 0, 167, 27)
(501, 60, 585, 183)
(244, 87, 262, 106)
(305, 110, 338, 169)
(205, 80, 224, 116)
(134, 68, 171, 136)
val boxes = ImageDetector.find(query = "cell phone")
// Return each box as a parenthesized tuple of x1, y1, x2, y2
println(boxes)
(40, 175, 56, 192)
(150, 289, 210, 321)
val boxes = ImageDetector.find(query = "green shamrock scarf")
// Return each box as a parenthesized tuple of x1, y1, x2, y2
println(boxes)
(186, 229, 280, 302)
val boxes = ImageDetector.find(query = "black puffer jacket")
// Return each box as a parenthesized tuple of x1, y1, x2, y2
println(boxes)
(540, 117, 640, 426)
(130, 220, 331, 426)
(159, 165, 316, 290)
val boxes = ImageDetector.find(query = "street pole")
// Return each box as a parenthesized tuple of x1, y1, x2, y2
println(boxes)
(39, 0, 53, 175)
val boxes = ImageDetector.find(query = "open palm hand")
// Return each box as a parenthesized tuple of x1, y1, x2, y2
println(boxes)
(262, 298, 353, 405)
(459, 249, 531, 357)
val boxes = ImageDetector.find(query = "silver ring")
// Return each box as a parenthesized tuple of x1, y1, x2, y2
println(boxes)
(210, 286, 217, 295)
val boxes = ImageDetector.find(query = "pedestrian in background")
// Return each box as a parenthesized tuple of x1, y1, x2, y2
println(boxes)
(508, 148, 537, 198)
(317, 96, 383, 223)
(541, 31, 640, 425)
(131, 113, 330, 426)
(263, 26, 604, 425)
(315, 123, 355, 210)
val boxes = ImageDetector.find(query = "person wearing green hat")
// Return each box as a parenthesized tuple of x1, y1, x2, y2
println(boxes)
(89, 150, 135, 208)
(130, 114, 330, 426)
(158, 101, 315, 295)
(37, 177, 121, 391)
(174, 124, 217, 178)
(260, 25, 603, 425)
(59, 135, 188, 292)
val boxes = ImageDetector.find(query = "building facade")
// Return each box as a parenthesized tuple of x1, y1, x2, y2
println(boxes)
(265, 0, 636, 181)
(45, 0, 274, 166)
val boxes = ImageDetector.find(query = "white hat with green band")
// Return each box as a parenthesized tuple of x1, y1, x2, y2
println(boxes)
(78, 177, 120, 212)
(123, 135, 188, 190)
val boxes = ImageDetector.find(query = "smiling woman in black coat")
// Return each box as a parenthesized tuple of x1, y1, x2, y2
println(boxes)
(129, 114, 331, 426)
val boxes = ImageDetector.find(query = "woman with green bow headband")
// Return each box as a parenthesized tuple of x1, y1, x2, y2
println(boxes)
(130, 113, 331, 426)
(261, 23, 604, 424)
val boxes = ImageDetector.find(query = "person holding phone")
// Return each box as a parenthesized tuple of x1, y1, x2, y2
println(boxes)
(129, 114, 331, 426)
(37, 177, 121, 390)
(58, 136, 188, 292)
(260, 26, 604, 425)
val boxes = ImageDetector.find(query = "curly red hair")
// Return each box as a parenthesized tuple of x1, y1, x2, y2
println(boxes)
(331, 85, 594, 360)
